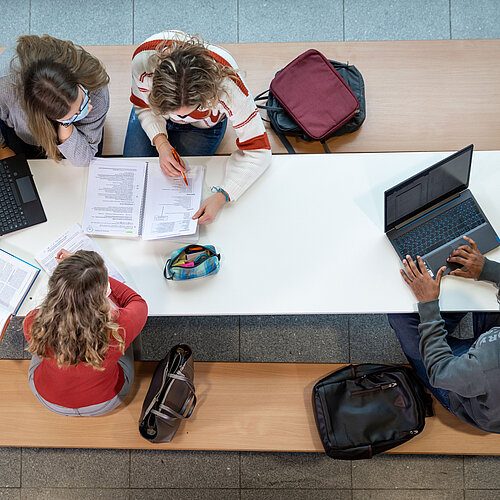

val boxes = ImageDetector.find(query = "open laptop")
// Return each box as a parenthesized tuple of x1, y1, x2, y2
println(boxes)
(384, 144, 499, 277)
(0, 154, 46, 236)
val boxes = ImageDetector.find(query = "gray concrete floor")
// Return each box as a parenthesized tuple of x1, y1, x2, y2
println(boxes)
(1, 0, 500, 498)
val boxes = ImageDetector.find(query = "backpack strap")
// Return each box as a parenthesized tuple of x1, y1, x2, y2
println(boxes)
(321, 139, 332, 154)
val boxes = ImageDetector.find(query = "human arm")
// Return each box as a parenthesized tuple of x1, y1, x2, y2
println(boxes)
(448, 235, 500, 302)
(152, 133, 186, 177)
(192, 190, 228, 224)
(109, 277, 148, 348)
(218, 78, 272, 202)
(57, 86, 109, 167)
(417, 300, 486, 397)
(399, 255, 487, 395)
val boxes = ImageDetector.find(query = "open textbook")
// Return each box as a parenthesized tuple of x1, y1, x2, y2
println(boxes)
(82, 159, 204, 240)
(35, 223, 125, 282)
(0, 249, 39, 340)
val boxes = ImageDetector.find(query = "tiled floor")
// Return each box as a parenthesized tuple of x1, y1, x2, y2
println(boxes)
(1, 0, 500, 498)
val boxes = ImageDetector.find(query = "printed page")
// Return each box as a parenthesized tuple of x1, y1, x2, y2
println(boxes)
(35, 223, 125, 282)
(142, 164, 204, 240)
(82, 159, 147, 238)
(0, 249, 39, 313)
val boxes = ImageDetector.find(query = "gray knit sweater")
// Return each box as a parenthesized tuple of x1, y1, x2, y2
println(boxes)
(0, 48, 109, 167)
(418, 258, 500, 432)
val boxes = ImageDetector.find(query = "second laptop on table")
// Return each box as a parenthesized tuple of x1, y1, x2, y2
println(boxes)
(384, 144, 499, 276)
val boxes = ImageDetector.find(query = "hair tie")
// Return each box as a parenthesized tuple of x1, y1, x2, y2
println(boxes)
(211, 186, 230, 202)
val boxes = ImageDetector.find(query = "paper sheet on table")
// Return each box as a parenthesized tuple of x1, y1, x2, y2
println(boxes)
(35, 223, 125, 282)
(141, 164, 204, 240)
(82, 159, 147, 237)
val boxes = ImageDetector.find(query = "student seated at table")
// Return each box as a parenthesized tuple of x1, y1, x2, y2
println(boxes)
(388, 236, 500, 432)
(0, 35, 109, 167)
(23, 250, 147, 416)
(124, 30, 272, 224)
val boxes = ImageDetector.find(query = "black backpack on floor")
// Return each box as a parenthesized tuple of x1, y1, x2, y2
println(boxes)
(312, 364, 433, 460)
(255, 59, 366, 153)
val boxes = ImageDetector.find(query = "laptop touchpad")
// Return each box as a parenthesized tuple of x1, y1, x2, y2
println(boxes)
(16, 176, 37, 203)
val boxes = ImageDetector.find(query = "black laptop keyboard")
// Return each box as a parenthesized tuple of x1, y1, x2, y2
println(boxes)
(394, 198, 485, 259)
(0, 160, 29, 234)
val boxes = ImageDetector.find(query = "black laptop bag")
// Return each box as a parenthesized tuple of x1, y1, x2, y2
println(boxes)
(312, 364, 433, 460)
(255, 58, 366, 153)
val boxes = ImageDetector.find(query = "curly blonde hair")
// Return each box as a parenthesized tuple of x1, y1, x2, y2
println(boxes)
(148, 34, 238, 115)
(26, 250, 124, 370)
(11, 35, 109, 161)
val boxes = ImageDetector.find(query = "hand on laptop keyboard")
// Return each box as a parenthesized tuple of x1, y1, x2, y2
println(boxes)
(400, 255, 447, 303)
(447, 236, 484, 279)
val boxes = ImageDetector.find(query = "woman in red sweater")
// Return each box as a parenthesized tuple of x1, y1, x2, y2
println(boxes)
(23, 249, 148, 416)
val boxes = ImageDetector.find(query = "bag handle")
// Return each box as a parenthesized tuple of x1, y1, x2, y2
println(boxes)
(254, 89, 269, 101)
(152, 390, 197, 420)
(163, 259, 172, 280)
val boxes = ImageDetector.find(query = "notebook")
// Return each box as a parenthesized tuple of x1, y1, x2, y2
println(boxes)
(0, 249, 40, 341)
(384, 145, 499, 277)
(81, 159, 204, 240)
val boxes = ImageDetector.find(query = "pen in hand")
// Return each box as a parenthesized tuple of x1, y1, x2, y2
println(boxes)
(171, 147, 188, 186)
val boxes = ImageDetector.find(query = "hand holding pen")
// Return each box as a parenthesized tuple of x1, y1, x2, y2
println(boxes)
(171, 147, 188, 186)
(153, 133, 188, 182)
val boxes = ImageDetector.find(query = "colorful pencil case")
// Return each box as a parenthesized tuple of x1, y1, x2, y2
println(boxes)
(164, 244, 221, 281)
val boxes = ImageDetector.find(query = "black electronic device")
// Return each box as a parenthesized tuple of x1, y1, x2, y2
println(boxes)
(0, 154, 47, 236)
(384, 145, 499, 276)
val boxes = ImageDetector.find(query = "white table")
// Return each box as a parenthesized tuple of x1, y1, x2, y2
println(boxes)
(3, 151, 500, 315)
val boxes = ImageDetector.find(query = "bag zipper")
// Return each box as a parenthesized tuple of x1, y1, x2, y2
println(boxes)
(351, 382, 397, 396)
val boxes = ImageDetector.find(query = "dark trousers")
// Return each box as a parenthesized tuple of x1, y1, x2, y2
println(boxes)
(387, 311, 500, 411)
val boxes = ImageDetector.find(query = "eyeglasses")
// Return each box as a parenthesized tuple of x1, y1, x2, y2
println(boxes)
(59, 85, 90, 127)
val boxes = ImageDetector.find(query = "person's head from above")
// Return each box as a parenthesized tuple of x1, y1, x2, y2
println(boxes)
(12, 34, 109, 161)
(148, 35, 237, 117)
(27, 250, 124, 370)
(23, 60, 92, 125)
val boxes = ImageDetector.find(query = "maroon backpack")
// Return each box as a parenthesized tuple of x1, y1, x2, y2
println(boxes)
(256, 49, 365, 152)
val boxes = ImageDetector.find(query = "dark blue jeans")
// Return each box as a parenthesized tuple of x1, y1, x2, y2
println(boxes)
(387, 311, 500, 411)
(0, 119, 104, 158)
(122, 107, 227, 157)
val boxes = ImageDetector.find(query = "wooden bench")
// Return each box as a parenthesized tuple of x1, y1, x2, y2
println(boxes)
(84, 39, 500, 156)
(2, 359, 498, 454)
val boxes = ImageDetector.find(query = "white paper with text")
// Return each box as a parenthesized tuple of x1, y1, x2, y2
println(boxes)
(142, 164, 204, 240)
(82, 159, 147, 237)
(35, 223, 125, 282)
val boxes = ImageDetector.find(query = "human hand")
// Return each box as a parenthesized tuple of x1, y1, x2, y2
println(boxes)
(0, 145, 15, 160)
(400, 255, 447, 303)
(57, 123, 73, 143)
(448, 236, 484, 279)
(56, 249, 74, 262)
(154, 136, 186, 177)
(192, 192, 227, 224)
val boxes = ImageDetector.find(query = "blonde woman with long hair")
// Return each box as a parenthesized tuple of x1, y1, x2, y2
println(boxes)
(23, 250, 147, 416)
(0, 35, 109, 167)
(124, 30, 272, 224)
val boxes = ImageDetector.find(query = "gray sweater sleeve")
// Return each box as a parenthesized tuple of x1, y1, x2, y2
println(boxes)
(57, 85, 109, 167)
(417, 258, 500, 397)
(418, 300, 487, 397)
(478, 257, 500, 302)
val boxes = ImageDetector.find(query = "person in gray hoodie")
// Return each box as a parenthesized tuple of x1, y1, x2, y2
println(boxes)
(388, 235, 500, 432)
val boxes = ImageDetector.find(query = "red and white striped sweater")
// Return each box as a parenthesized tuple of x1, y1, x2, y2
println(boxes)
(131, 31, 271, 202)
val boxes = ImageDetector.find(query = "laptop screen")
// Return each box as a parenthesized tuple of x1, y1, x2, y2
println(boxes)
(384, 145, 473, 232)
